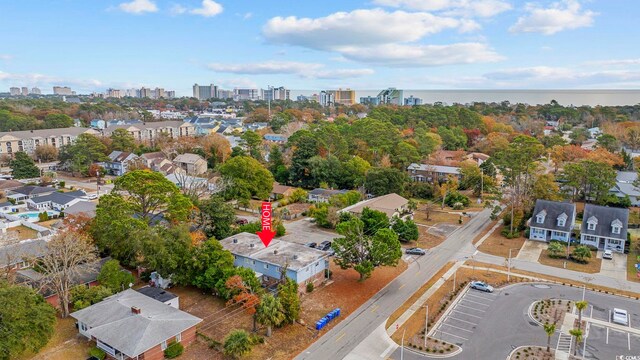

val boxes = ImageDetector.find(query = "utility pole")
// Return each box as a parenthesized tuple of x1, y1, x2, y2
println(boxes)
(96, 170, 100, 197)
(507, 248, 519, 282)
(424, 305, 429, 349)
(401, 329, 406, 360)
(480, 168, 484, 202)
(452, 271, 456, 292)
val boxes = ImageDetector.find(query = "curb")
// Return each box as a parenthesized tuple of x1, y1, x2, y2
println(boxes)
(403, 344, 463, 358)
(426, 283, 471, 338)
(505, 346, 551, 360)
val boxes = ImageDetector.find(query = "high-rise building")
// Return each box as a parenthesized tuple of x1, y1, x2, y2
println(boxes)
(233, 88, 260, 101)
(377, 88, 404, 105)
(192, 83, 217, 100)
(53, 86, 73, 95)
(155, 88, 165, 99)
(140, 87, 152, 98)
(319, 91, 335, 107)
(404, 96, 423, 106)
(9, 87, 20, 96)
(31, 87, 41, 95)
(328, 88, 356, 106)
(21, 87, 28, 96)
(165, 90, 176, 99)
(217, 89, 233, 99)
(262, 86, 290, 101)
(106, 88, 122, 98)
(360, 96, 380, 105)
(124, 88, 139, 97)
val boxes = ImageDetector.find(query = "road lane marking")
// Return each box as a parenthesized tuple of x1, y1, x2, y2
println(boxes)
(335, 332, 346, 342)
(606, 327, 609, 344)
(380, 343, 395, 358)
(399, 283, 406, 290)
(440, 323, 473, 333)
(371, 305, 379, 313)
(456, 304, 486, 312)
(452, 309, 483, 319)
(460, 298, 491, 307)
(464, 292, 496, 301)
(446, 316, 478, 326)
(435, 329, 469, 341)
(629, 333, 631, 351)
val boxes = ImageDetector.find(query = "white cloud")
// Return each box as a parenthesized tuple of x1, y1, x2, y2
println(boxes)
(207, 61, 374, 79)
(0, 55, 13, 61)
(0, 71, 104, 91)
(170, 4, 187, 15)
(373, 0, 512, 18)
(336, 43, 503, 67)
(118, 0, 158, 14)
(217, 78, 259, 89)
(584, 58, 640, 67)
(190, 0, 223, 17)
(510, 0, 596, 35)
(263, 9, 474, 49)
(243, 12, 253, 20)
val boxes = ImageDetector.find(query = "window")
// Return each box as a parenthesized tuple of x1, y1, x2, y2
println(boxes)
(609, 239, 621, 245)
(176, 333, 182, 343)
(536, 215, 544, 224)
(80, 322, 87, 331)
(612, 226, 621, 234)
(557, 219, 566, 227)
(588, 223, 596, 231)
(161, 341, 167, 350)
(264, 264, 269, 269)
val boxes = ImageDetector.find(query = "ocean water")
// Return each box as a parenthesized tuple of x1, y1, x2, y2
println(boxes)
(292, 90, 640, 107)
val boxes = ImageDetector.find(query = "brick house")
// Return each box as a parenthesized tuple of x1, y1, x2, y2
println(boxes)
(71, 289, 202, 360)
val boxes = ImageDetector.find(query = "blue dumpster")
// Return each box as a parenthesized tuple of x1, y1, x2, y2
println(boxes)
(327, 312, 334, 320)
(316, 321, 323, 330)
(335, 308, 341, 317)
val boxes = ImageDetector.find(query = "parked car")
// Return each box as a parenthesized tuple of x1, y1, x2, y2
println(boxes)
(318, 241, 332, 251)
(405, 247, 426, 255)
(235, 218, 249, 225)
(470, 281, 494, 293)
(602, 249, 613, 260)
(612, 308, 629, 325)
(305, 242, 318, 248)
(83, 193, 98, 200)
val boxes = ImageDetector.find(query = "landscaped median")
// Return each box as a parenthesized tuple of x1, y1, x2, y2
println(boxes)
(507, 345, 555, 360)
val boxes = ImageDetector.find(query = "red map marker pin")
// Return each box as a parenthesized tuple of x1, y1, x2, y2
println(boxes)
(257, 201, 275, 247)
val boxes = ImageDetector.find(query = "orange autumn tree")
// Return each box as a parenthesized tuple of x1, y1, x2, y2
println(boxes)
(225, 275, 260, 330)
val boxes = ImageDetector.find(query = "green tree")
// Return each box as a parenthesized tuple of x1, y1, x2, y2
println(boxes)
(188, 239, 235, 290)
(571, 245, 592, 263)
(110, 128, 137, 152)
(59, 133, 108, 175)
(364, 167, 408, 196)
(10, 151, 40, 179)
(240, 130, 263, 160)
(532, 173, 563, 201)
(97, 259, 135, 292)
(0, 280, 56, 360)
(360, 207, 390, 234)
(70, 285, 113, 310)
(597, 133, 619, 152)
(342, 156, 371, 188)
(197, 195, 236, 240)
(268, 145, 285, 175)
(333, 218, 402, 281)
(256, 293, 286, 337)
(392, 141, 420, 169)
(575, 300, 588, 330)
(219, 156, 274, 201)
(43, 113, 74, 128)
(561, 160, 616, 204)
(289, 133, 319, 188)
(392, 218, 419, 242)
(569, 328, 583, 356)
(438, 126, 467, 150)
(277, 279, 300, 324)
(223, 329, 253, 359)
(113, 170, 193, 223)
(543, 323, 556, 352)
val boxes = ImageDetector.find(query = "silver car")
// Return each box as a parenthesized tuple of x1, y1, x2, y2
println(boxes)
(470, 281, 494, 293)
(612, 308, 628, 325)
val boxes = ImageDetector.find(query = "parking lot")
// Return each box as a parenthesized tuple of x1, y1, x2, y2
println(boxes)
(280, 217, 341, 245)
(431, 287, 497, 348)
(578, 303, 640, 359)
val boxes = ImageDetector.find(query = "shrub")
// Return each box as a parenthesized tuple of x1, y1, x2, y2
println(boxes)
(164, 341, 184, 359)
(444, 191, 470, 208)
(89, 347, 106, 360)
(306, 282, 314, 293)
(58, 181, 65, 188)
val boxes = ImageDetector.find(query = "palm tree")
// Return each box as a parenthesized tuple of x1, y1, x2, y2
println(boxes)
(223, 329, 252, 359)
(543, 323, 556, 352)
(572, 245, 592, 263)
(569, 328, 583, 356)
(575, 301, 588, 330)
(256, 293, 285, 337)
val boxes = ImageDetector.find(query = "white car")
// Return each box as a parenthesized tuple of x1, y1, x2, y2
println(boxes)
(603, 249, 613, 260)
(84, 193, 98, 200)
(612, 308, 629, 325)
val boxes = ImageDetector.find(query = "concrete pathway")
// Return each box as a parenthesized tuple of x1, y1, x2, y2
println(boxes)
(598, 252, 628, 280)
(517, 240, 546, 262)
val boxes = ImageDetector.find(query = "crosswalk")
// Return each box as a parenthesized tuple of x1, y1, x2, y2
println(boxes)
(555, 333, 572, 360)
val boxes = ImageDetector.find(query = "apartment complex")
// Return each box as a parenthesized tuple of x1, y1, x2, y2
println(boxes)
(329, 89, 356, 106)
(377, 88, 404, 105)
(0, 127, 99, 156)
(53, 86, 73, 95)
(262, 86, 290, 101)
(234, 88, 260, 101)
(192, 83, 217, 100)
(101, 121, 196, 142)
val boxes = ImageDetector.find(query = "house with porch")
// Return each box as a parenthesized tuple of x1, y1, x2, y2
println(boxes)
(102, 151, 139, 176)
(71, 289, 201, 360)
(579, 204, 628, 253)
(407, 163, 461, 183)
(528, 200, 576, 243)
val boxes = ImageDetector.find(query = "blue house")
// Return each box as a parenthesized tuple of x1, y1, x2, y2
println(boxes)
(220, 233, 329, 286)
(263, 133, 288, 143)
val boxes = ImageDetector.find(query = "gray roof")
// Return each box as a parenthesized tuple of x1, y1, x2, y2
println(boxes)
(407, 163, 461, 174)
(613, 183, 640, 197)
(581, 204, 629, 241)
(71, 289, 201, 358)
(30, 191, 82, 205)
(64, 201, 97, 217)
(616, 171, 637, 183)
(0, 127, 95, 139)
(136, 286, 178, 303)
(220, 233, 329, 271)
(10, 185, 56, 196)
(0, 201, 13, 207)
(530, 200, 576, 232)
(0, 239, 47, 268)
(308, 188, 347, 197)
(173, 153, 205, 164)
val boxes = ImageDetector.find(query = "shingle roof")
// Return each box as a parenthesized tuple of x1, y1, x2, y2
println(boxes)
(64, 201, 97, 217)
(530, 200, 576, 232)
(272, 182, 294, 195)
(173, 153, 205, 164)
(581, 204, 629, 241)
(0, 239, 47, 268)
(0, 180, 24, 190)
(340, 193, 408, 218)
(71, 289, 201, 358)
(407, 163, 461, 174)
(30, 191, 83, 205)
(10, 186, 56, 196)
(0, 127, 96, 140)
(108, 151, 137, 162)
(136, 286, 178, 303)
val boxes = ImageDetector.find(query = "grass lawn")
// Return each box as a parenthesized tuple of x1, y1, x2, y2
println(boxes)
(537, 248, 602, 274)
(414, 226, 446, 249)
(413, 208, 461, 226)
(177, 259, 408, 360)
(20, 316, 93, 360)
(7, 225, 39, 240)
(627, 230, 640, 282)
(477, 226, 526, 258)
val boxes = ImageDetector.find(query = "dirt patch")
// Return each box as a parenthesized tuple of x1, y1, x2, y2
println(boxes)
(413, 206, 462, 226)
(7, 225, 39, 240)
(531, 299, 572, 325)
(538, 248, 602, 274)
(415, 226, 446, 249)
(477, 226, 526, 258)
(509, 346, 555, 360)
(472, 219, 500, 245)
(279, 202, 310, 216)
(22, 316, 93, 360)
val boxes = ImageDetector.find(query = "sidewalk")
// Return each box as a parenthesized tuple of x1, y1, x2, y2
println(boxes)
(473, 251, 640, 294)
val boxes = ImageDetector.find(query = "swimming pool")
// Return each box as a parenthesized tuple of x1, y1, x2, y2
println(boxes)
(17, 211, 59, 221)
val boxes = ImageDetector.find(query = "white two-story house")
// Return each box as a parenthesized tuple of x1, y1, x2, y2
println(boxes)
(529, 200, 576, 243)
(579, 204, 628, 253)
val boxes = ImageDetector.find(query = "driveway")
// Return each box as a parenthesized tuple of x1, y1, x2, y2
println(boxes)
(280, 217, 340, 245)
(517, 240, 546, 262)
(598, 252, 627, 280)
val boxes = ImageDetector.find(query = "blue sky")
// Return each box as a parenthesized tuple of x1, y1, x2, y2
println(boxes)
(1, 0, 639, 95)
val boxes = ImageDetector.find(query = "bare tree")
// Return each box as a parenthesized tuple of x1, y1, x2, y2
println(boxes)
(35, 230, 97, 317)
(0, 232, 23, 283)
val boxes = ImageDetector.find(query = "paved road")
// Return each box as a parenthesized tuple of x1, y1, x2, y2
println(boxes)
(392, 283, 640, 360)
(295, 207, 492, 360)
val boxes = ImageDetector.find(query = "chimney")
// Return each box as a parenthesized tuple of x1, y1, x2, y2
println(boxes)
(293, 255, 298, 260)
(131, 306, 141, 315)
(274, 250, 278, 255)
(232, 238, 238, 244)
(250, 243, 255, 248)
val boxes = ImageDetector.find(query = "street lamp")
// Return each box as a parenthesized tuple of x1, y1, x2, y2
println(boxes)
(424, 305, 429, 349)
(507, 248, 519, 282)
(401, 328, 406, 360)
